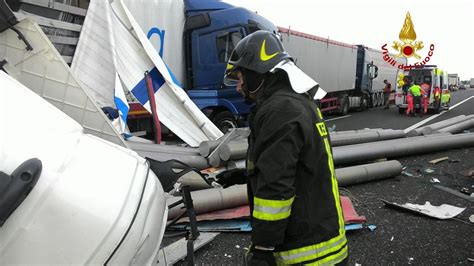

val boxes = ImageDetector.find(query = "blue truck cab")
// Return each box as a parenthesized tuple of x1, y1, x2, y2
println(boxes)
(183, 0, 278, 131)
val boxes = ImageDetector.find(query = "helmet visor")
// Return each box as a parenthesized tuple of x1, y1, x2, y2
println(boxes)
(223, 64, 241, 86)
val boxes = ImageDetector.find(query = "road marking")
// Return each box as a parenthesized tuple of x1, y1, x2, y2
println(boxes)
(403, 111, 446, 133)
(326, 115, 351, 122)
(448, 95, 474, 110)
(403, 96, 474, 133)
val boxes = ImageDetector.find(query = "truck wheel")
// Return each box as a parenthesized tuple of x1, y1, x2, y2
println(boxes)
(359, 95, 369, 111)
(339, 96, 349, 115)
(212, 111, 237, 133)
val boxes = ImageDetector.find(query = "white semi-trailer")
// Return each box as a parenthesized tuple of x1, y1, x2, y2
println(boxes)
(279, 27, 407, 114)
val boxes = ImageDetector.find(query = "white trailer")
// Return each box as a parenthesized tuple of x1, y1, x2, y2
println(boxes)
(279, 27, 406, 114)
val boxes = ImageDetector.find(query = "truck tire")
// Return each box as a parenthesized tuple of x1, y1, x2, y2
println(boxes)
(357, 94, 369, 111)
(212, 111, 237, 133)
(339, 96, 349, 115)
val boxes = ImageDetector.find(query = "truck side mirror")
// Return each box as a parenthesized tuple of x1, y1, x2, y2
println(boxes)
(368, 65, 378, 79)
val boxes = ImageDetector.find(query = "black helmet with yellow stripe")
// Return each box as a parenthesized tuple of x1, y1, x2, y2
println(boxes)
(224, 30, 291, 86)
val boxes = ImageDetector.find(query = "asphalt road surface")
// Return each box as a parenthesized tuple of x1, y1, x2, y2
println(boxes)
(171, 88, 474, 265)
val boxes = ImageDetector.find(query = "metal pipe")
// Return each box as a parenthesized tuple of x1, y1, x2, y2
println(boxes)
(336, 160, 402, 186)
(406, 115, 467, 136)
(330, 129, 406, 146)
(198, 140, 221, 157)
(422, 115, 473, 135)
(129, 142, 200, 155)
(330, 128, 383, 135)
(333, 132, 474, 165)
(167, 160, 403, 219)
(219, 140, 248, 161)
(167, 184, 248, 220)
(437, 118, 474, 134)
(227, 159, 246, 169)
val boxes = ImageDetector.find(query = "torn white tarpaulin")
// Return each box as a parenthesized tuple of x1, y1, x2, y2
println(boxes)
(0, 18, 126, 147)
(72, 0, 223, 147)
(382, 200, 466, 219)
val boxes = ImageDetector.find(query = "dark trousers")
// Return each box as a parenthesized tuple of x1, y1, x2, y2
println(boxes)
(413, 96, 422, 114)
(384, 92, 391, 108)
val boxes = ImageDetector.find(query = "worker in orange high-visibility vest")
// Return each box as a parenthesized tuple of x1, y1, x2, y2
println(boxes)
(421, 83, 430, 114)
(406, 91, 414, 116)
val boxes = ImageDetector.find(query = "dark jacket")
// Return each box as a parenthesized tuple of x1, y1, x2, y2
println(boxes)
(246, 73, 347, 265)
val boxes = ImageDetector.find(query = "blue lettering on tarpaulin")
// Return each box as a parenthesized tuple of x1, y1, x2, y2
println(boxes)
(131, 68, 165, 105)
(147, 27, 166, 57)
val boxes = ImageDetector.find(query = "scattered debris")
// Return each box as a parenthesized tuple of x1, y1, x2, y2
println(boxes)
(448, 159, 460, 163)
(429, 157, 449, 165)
(169, 219, 252, 232)
(382, 200, 466, 219)
(434, 185, 474, 202)
(390, 236, 394, 241)
(423, 168, 435, 174)
(408, 257, 414, 264)
(368, 225, 377, 231)
(340, 196, 367, 223)
(468, 258, 474, 262)
(355, 263, 362, 266)
(460, 187, 471, 195)
(430, 177, 441, 183)
(469, 215, 474, 224)
(345, 224, 364, 231)
(157, 233, 219, 266)
(235, 245, 240, 249)
(461, 168, 474, 177)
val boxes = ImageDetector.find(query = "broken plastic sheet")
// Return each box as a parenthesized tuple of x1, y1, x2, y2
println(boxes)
(382, 200, 466, 219)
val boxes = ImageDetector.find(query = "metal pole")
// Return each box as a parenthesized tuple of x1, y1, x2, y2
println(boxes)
(128, 142, 200, 155)
(330, 128, 383, 135)
(333, 132, 474, 165)
(438, 118, 474, 134)
(219, 139, 248, 161)
(227, 159, 246, 170)
(336, 160, 402, 186)
(144, 71, 161, 144)
(406, 115, 467, 136)
(422, 115, 473, 135)
(199, 140, 221, 157)
(330, 129, 406, 147)
(167, 160, 403, 219)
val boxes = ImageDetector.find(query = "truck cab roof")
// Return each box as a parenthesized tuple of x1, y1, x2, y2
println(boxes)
(185, 0, 234, 12)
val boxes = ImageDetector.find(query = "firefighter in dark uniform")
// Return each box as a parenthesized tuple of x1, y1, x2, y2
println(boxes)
(217, 30, 348, 265)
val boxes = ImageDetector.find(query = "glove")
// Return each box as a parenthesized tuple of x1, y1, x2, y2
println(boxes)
(215, 168, 246, 188)
(244, 246, 276, 266)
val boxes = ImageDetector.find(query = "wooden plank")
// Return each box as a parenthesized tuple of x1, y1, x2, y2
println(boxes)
(20, 0, 87, 16)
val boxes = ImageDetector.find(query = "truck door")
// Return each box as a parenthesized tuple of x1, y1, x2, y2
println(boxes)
(191, 27, 244, 90)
